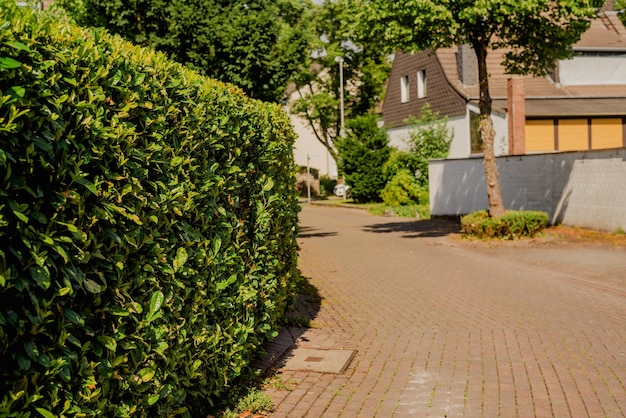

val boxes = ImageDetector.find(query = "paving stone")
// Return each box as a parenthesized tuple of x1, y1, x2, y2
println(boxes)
(264, 205, 626, 417)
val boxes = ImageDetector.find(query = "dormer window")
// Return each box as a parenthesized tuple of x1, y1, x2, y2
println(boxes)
(417, 70, 426, 98)
(400, 75, 409, 103)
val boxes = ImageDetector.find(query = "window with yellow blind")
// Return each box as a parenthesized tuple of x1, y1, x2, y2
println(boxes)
(591, 118, 623, 149)
(525, 120, 555, 152)
(558, 119, 589, 151)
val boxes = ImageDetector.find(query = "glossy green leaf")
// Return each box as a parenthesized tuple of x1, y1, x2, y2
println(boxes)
(12, 210, 28, 223)
(108, 306, 130, 316)
(57, 222, 78, 233)
(137, 367, 155, 382)
(173, 247, 188, 272)
(36, 408, 56, 418)
(17, 356, 30, 371)
(147, 291, 164, 321)
(29, 265, 50, 290)
(5, 41, 30, 51)
(23, 340, 38, 361)
(64, 309, 84, 326)
(0, 57, 21, 69)
(97, 336, 117, 352)
(84, 279, 102, 293)
(263, 178, 274, 191)
(216, 274, 238, 291)
(6, 86, 25, 99)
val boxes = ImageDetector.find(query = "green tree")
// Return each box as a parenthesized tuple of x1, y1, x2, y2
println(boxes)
(57, 0, 313, 103)
(336, 114, 391, 202)
(290, 0, 391, 162)
(353, 0, 603, 217)
(403, 104, 451, 188)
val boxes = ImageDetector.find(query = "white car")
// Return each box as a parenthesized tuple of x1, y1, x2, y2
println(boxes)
(333, 184, 351, 198)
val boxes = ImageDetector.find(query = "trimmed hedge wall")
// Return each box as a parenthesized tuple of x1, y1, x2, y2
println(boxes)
(0, 2, 299, 416)
(461, 210, 549, 240)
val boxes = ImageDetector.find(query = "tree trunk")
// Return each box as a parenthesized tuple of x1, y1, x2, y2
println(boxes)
(474, 42, 506, 218)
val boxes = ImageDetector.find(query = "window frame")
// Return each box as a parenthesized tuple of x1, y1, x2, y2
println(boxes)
(417, 70, 426, 99)
(400, 75, 409, 103)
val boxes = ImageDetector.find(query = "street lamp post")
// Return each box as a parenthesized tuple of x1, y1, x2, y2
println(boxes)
(307, 153, 319, 204)
(334, 56, 347, 199)
(334, 56, 345, 137)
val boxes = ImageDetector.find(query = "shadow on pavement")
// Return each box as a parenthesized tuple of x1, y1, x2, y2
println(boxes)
(298, 225, 338, 239)
(252, 275, 323, 373)
(363, 217, 461, 238)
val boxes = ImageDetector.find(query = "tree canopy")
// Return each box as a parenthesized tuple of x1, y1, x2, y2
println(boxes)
(59, 0, 314, 103)
(352, 0, 604, 216)
(290, 0, 391, 162)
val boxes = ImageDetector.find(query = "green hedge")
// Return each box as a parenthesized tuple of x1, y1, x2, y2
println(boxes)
(461, 210, 549, 240)
(0, 2, 299, 416)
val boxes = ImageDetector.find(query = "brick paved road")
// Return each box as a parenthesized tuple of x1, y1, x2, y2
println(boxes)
(264, 205, 626, 417)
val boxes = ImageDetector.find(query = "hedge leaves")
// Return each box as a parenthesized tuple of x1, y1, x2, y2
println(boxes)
(0, 2, 299, 416)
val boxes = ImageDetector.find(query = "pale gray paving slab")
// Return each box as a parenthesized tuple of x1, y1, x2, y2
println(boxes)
(279, 348, 356, 374)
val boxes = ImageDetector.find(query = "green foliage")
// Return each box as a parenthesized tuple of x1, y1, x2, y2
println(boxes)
(403, 104, 451, 187)
(379, 105, 449, 207)
(353, 0, 603, 76)
(290, 0, 392, 160)
(319, 175, 337, 196)
(382, 148, 416, 179)
(617, 1, 626, 26)
(380, 169, 424, 207)
(461, 210, 549, 240)
(353, 0, 604, 217)
(366, 203, 430, 219)
(219, 389, 274, 418)
(0, 3, 299, 416)
(337, 114, 391, 203)
(57, 0, 313, 104)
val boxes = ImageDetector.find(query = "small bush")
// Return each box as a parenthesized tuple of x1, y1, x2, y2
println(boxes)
(319, 175, 337, 196)
(220, 389, 274, 418)
(380, 169, 424, 206)
(461, 210, 549, 239)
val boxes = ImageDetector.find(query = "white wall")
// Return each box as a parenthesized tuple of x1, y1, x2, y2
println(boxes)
(290, 112, 338, 179)
(387, 107, 508, 159)
(446, 115, 472, 158)
(429, 148, 626, 232)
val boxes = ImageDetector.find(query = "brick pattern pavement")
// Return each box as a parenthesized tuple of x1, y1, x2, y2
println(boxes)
(263, 205, 626, 417)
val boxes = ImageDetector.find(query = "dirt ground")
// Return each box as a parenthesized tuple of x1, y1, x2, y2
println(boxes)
(452, 223, 626, 248)
(543, 224, 626, 247)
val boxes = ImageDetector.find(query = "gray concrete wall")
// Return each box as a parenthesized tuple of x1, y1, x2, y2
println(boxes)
(429, 148, 626, 231)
